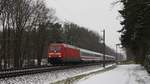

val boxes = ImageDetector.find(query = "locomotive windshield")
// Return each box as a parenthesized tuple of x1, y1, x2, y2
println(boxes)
(50, 47, 61, 51)
(49, 44, 61, 52)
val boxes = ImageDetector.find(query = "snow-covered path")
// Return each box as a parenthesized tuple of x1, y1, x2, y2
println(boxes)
(78, 64, 150, 84)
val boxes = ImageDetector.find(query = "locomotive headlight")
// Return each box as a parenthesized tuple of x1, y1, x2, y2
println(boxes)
(55, 53, 61, 57)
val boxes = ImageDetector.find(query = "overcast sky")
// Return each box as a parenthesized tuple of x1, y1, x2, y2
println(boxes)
(45, 0, 122, 49)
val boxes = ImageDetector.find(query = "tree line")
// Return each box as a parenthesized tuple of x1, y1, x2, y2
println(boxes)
(0, 0, 119, 70)
(0, 0, 57, 69)
(119, 0, 150, 72)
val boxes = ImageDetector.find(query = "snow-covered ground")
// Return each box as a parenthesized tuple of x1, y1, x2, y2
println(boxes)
(1, 64, 148, 84)
(0, 64, 114, 84)
(78, 64, 150, 84)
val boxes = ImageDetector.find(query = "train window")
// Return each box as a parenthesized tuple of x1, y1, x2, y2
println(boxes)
(50, 47, 61, 51)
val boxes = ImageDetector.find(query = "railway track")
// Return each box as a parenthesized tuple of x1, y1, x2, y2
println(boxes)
(0, 63, 104, 79)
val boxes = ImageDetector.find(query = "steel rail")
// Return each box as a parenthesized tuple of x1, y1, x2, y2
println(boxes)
(0, 63, 105, 79)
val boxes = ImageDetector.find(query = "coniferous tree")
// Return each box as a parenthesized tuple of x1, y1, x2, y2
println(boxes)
(119, 0, 150, 66)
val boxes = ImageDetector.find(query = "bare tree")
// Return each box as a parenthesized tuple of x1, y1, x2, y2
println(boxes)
(0, 0, 56, 69)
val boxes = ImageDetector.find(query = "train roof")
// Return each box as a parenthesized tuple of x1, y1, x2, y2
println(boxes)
(50, 43, 78, 48)
(80, 48, 103, 56)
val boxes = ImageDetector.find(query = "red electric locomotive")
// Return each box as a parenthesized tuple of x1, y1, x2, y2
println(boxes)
(48, 43, 81, 64)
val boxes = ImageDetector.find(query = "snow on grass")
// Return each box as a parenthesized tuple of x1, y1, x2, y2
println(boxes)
(78, 64, 150, 84)
(0, 64, 115, 84)
(53, 64, 116, 84)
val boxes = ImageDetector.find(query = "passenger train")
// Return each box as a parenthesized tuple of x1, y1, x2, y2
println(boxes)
(48, 43, 115, 64)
